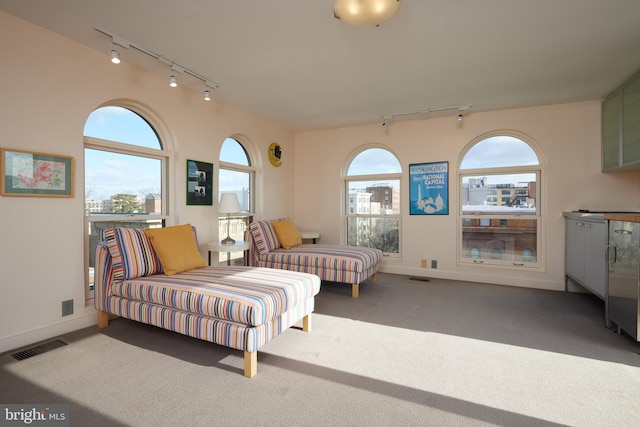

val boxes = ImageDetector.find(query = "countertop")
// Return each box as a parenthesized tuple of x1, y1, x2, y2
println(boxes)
(563, 211, 640, 223)
(563, 211, 607, 221)
(603, 213, 640, 223)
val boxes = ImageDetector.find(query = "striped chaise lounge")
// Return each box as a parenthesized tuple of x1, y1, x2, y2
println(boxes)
(94, 224, 321, 378)
(247, 219, 383, 298)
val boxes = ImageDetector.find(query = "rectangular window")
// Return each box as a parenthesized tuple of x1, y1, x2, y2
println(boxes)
(84, 147, 167, 298)
(85, 149, 163, 214)
(460, 172, 539, 267)
(218, 167, 254, 265)
(345, 179, 400, 254)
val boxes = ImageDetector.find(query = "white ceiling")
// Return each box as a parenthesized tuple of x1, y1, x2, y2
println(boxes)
(2, 0, 640, 131)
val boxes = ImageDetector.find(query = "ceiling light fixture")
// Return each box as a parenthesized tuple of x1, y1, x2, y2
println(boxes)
(334, 0, 402, 27)
(169, 75, 177, 87)
(204, 89, 211, 101)
(110, 49, 120, 64)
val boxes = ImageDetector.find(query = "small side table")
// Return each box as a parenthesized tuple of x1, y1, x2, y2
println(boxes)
(207, 240, 250, 266)
(300, 231, 320, 244)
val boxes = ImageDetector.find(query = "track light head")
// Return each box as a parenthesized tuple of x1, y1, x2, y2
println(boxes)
(381, 115, 391, 130)
(169, 75, 177, 87)
(110, 49, 120, 64)
(458, 113, 463, 122)
(204, 89, 211, 101)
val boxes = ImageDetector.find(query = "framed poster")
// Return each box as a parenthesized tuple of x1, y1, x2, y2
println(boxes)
(186, 159, 213, 205)
(1, 148, 74, 197)
(409, 161, 448, 215)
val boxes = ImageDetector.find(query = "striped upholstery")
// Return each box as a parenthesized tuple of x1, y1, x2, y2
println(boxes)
(95, 243, 114, 314)
(245, 221, 382, 290)
(103, 227, 163, 281)
(110, 266, 320, 326)
(249, 220, 281, 255)
(94, 239, 320, 355)
(250, 243, 382, 285)
(101, 296, 314, 352)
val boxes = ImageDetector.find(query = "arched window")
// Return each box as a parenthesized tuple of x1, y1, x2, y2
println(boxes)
(459, 134, 542, 268)
(84, 105, 171, 297)
(218, 137, 255, 264)
(344, 147, 401, 255)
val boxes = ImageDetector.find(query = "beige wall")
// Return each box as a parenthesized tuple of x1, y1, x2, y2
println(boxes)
(0, 12, 295, 352)
(2, 10, 640, 353)
(294, 102, 640, 289)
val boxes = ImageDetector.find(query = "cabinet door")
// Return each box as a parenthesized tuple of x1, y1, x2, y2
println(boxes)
(566, 219, 585, 283)
(602, 91, 621, 171)
(608, 221, 640, 339)
(584, 221, 607, 298)
(622, 76, 640, 166)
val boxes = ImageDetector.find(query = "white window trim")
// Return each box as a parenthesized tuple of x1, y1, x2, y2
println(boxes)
(342, 164, 402, 257)
(457, 132, 546, 271)
(83, 107, 174, 302)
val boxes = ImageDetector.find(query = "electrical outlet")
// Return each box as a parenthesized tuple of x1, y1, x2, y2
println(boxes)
(62, 299, 74, 316)
(431, 260, 438, 269)
(421, 259, 428, 268)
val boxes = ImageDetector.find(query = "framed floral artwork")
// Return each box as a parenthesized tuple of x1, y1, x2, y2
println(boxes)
(1, 148, 74, 197)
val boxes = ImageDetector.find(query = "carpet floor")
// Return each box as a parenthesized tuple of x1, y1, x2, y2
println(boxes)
(2, 273, 640, 426)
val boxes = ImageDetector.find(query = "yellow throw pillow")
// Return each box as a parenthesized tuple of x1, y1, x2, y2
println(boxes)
(271, 218, 302, 249)
(144, 224, 207, 275)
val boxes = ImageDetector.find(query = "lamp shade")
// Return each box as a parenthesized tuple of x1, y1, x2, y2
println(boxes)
(219, 193, 241, 214)
(334, 0, 402, 27)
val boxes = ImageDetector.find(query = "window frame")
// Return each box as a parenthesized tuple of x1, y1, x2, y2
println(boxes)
(218, 137, 256, 264)
(457, 133, 544, 270)
(342, 145, 402, 257)
(83, 104, 173, 302)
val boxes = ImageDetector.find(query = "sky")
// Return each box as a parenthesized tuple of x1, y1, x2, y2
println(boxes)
(83, 107, 539, 200)
(84, 107, 162, 199)
(84, 107, 248, 200)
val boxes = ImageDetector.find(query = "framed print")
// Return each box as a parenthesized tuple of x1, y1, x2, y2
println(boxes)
(409, 161, 449, 215)
(186, 159, 213, 205)
(1, 148, 74, 197)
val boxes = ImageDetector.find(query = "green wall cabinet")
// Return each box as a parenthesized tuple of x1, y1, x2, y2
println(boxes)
(602, 71, 640, 171)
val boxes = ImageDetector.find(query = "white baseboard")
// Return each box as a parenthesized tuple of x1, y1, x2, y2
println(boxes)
(379, 264, 564, 292)
(0, 310, 97, 354)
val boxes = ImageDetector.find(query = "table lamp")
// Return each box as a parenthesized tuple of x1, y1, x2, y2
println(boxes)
(219, 193, 241, 245)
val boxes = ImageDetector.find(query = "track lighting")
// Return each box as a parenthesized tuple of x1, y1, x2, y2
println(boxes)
(110, 49, 120, 64)
(95, 27, 221, 101)
(381, 104, 473, 124)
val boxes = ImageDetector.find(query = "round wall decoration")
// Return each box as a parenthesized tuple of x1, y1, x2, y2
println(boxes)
(268, 142, 282, 167)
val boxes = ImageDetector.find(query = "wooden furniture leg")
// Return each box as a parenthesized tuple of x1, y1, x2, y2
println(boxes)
(302, 314, 312, 332)
(244, 351, 257, 378)
(371, 272, 377, 283)
(352, 283, 359, 298)
(97, 310, 109, 329)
